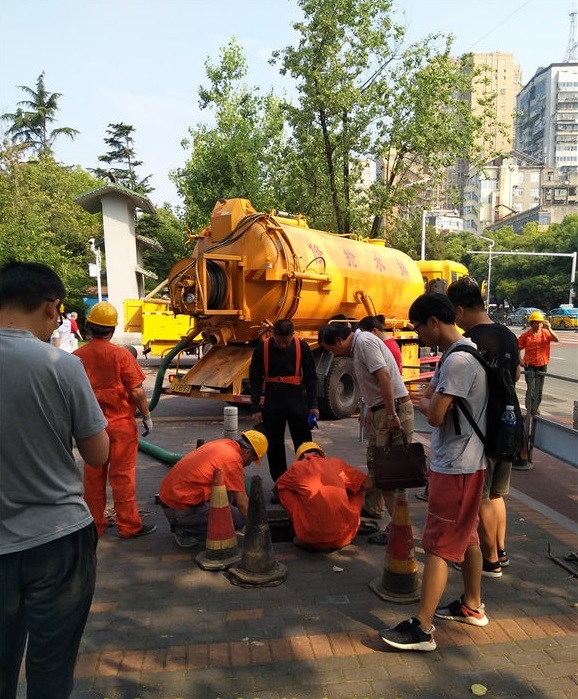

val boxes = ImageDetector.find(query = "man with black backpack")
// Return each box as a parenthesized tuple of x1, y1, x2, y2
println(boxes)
(448, 277, 523, 578)
(379, 293, 488, 652)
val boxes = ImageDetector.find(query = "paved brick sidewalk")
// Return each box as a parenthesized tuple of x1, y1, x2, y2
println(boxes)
(17, 387, 578, 699)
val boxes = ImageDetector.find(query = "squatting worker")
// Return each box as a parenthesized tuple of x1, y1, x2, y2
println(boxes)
(73, 301, 156, 539)
(249, 319, 319, 498)
(517, 310, 559, 416)
(0, 260, 109, 699)
(318, 322, 414, 528)
(158, 430, 268, 547)
(274, 442, 373, 552)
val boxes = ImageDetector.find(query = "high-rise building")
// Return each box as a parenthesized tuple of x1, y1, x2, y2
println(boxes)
(454, 53, 523, 212)
(468, 52, 524, 155)
(515, 63, 578, 175)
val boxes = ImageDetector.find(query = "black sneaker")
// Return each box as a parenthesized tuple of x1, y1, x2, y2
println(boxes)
(498, 549, 510, 567)
(172, 531, 199, 548)
(435, 597, 488, 627)
(379, 617, 437, 651)
(119, 523, 157, 539)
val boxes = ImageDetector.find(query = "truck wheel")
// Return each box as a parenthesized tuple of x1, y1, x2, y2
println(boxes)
(319, 357, 360, 419)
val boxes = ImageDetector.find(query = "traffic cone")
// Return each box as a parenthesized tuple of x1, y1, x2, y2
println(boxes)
(227, 475, 287, 587)
(195, 468, 242, 571)
(369, 489, 420, 603)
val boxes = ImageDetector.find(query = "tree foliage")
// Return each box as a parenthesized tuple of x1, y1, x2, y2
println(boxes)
(172, 39, 289, 232)
(92, 122, 153, 194)
(0, 143, 101, 310)
(1, 71, 79, 159)
(136, 207, 189, 288)
(270, 0, 503, 236)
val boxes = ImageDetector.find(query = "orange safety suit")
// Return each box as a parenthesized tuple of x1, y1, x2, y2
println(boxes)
(517, 327, 553, 367)
(159, 439, 246, 509)
(74, 339, 146, 537)
(276, 454, 367, 550)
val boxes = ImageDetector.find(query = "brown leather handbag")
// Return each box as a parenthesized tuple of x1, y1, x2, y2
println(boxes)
(371, 430, 428, 490)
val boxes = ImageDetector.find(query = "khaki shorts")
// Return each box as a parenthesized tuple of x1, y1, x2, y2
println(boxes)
(483, 456, 512, 499)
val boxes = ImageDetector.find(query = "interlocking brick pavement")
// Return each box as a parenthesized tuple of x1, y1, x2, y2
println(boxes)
(15, 370, 578, 699)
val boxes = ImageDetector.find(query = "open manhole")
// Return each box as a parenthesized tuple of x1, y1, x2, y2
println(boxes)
(267, 509, 294, 543)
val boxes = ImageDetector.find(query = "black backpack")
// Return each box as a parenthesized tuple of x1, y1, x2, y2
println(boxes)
(447, 344, 525, 460)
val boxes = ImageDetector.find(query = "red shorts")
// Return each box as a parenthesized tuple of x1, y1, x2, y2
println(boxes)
(421, 469, 485, 564)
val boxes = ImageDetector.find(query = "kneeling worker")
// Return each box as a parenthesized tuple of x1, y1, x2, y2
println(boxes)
(275, 442, 373, 552)
(159, 430, 268, 547)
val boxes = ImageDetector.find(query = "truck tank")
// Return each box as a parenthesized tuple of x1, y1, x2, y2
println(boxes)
(169, 197, 424, 342)
(163, 197, 428, 419)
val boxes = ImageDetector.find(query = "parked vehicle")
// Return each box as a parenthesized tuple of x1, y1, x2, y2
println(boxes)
(506, 307, 542, 326)
(546, 307, 578, 329)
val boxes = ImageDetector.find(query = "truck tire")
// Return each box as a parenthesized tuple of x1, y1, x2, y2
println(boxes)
(319, 357, 360, 420)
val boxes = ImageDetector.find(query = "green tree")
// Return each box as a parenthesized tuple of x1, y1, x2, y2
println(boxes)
(173, 39, 288, 232)
(0, 144, 101, 309)
(1, 71, 79, 158)
(136, 206, 189, 289)
(92, 122, 153, 194)
(271, 0, 504, 237)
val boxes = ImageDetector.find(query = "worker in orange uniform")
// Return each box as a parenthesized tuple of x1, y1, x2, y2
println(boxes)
(73, 302, 156, 539)
(274, 442, 373, 552)
(158, 430, 268, 547)
(517, 311, 559, 417)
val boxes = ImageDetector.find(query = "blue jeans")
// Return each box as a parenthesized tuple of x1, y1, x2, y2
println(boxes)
(0, 524, 97, 699)
(161, 501, 245, 538)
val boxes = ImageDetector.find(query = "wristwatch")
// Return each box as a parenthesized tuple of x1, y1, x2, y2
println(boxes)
(386, 413, 397, 420)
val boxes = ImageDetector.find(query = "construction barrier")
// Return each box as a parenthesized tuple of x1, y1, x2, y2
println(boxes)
(369, 489, 420, 603)
(195, 468, 242, 571)
(227, 475, 287, 587)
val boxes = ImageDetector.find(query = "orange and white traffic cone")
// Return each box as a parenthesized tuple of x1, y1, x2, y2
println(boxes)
(195, 468, 242, 571)
(369, 489, 420, 603)
(227, 475, 287, 587)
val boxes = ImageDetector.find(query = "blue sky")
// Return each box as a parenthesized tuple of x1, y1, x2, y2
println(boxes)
(0, 0, 574, 208)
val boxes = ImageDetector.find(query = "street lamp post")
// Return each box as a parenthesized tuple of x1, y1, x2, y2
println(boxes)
(421, 210, 427, 261)
(421, 208, 461, 261)
(478, 235, 495, 310)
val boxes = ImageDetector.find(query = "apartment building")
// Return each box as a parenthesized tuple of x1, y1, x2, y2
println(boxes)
(469, 52, 524, 155)
(515, 63, 578, 175)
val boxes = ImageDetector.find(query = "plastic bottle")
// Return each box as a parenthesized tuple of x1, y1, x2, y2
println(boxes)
(497, 405, 517, 458)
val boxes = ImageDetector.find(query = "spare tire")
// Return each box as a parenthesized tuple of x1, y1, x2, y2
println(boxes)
(318, 356, 360, 419)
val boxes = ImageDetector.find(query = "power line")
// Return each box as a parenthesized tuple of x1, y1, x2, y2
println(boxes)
(464, 0, 534, 52)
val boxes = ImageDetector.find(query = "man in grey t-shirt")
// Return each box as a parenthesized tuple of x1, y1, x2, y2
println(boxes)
(380, 293, 488, 653)
(318, 323, 414, 523)
(0, 261, 109, 699)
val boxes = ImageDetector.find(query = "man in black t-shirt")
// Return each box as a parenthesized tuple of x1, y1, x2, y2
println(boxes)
(448, 277, 521, 578)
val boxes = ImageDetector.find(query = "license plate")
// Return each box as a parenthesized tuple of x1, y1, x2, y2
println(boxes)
(170, 379, 192, 395)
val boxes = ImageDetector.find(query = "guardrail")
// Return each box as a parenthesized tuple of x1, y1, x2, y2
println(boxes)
(524, 370, 578, 467)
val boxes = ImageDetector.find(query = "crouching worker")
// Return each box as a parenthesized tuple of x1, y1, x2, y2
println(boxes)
(275, 442, 373, 552)
(159, 430, 268, 548)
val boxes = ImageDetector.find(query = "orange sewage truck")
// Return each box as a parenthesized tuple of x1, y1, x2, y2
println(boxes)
(125, 197, 467, 418)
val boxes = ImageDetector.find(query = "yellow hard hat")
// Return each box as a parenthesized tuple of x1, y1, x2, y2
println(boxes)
(241, 430, 268, 463)
(295, 441, 326, 461)
(87, 301, 118, 327)
(528, 311, 544, 322)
